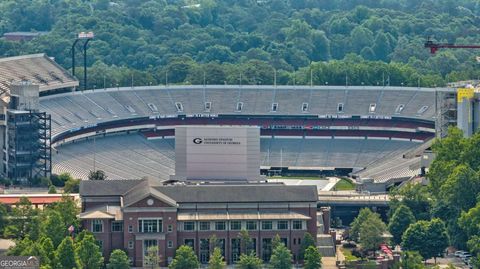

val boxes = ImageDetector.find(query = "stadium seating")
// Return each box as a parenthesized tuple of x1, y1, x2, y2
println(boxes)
(0, 54, 78, 94)
(45, 85, 442, 182)
(53, 134, 420, 180)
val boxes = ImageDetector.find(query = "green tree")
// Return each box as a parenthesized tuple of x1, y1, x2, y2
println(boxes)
(39, 237, 55, 268)
(401, 251, 425, 269)
(0, 203, 8, 235)
(304, 246, 322, 269)
(388, 204, 415, 245)
(272, 234, 282, 249)
(48, 185, 57, 194)
(49, 195, 80, 230)
(350, 208, 373, 242)
(236, 252, 263, 269)
(169, 245, 200, 269)
(41, 210, 65, 248)
(239, 229, 253, 255)
(359, 212, 388, 251)
(107, 249, 130, 269)
(75, 233, 104, 269)
(299, 232, 316, 260)
(88, 170, 107, 181)
(56, 237, 76, 269)
(64, 178, 80, 193)
(269, 243, 292, 269)
(402, 219, 448, 261)
(4, 197, 39, 239)
(208, 247, 226, 269)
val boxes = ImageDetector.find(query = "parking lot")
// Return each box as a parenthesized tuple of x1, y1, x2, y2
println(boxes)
(426, 254, 472, 269)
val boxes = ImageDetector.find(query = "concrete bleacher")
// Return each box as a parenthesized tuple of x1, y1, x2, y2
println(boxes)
(40, 86, 443, 130)
(44, 85, 445, 182)
(0, 54, 78, 95)
(53, 134, 420, 180)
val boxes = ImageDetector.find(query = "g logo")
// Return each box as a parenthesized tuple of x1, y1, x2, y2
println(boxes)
(193, 138, 203, 144)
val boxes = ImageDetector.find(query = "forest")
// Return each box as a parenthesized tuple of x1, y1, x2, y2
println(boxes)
(1, 0, 480, 88)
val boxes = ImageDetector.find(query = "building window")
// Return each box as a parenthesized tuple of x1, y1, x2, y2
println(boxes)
(200, 239, 210, 264)
(111, 221, 123, 232)
(271, 103, 278, 112)
(184, 239, 195, 250)
(215, 221, 226, 231)
(231, 238, 241, 263)
(261, 221, 272, 230)
(277, 220, 288, 230)
(184, 222, 195, 231)
(337, 103, 344, 113)
(293, 238, 296, 245)
(138, 219, 162, 233)
(262, 238, 272, 262)
(246, 221, 257, 231)
(128, 240, 134, 249)
(292, 220, 303, 230)
(199, 222, 210, 231)
(168, 240, 173, 248)
(143, 240, 157, 265)
(92, 219, 103, 233)
(230, 221, 241, 231)
(128, 225, 133, 233)
(167, 224, 173, 232)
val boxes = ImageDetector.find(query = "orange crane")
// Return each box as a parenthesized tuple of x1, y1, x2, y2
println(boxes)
(425, 39, 480, 54)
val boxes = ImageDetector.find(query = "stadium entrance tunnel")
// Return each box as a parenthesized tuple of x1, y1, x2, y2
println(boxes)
(261, 167, 352, 178)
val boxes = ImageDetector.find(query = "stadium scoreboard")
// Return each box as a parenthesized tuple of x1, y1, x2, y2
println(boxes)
(172, 125, 260, 181)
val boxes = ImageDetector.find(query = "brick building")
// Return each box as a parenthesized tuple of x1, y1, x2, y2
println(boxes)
(79, 178, 322, 267)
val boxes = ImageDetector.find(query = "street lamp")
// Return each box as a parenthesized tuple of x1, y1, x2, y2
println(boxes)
(71, 31, 94, 91)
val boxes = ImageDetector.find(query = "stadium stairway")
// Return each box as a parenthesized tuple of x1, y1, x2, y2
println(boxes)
(317, 212, 336, 257)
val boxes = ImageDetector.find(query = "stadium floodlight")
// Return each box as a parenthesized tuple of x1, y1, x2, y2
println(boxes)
(78, 32, 94, 39)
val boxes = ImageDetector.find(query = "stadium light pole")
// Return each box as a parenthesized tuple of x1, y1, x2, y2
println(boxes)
(73, 32, 94, 91)
(71, 39, 80, 77)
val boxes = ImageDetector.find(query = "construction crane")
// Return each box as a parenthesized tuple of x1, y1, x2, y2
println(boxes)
(425, 39, 480, 54)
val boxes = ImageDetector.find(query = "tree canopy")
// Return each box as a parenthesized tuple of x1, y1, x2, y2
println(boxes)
(0, 0, 479, 88)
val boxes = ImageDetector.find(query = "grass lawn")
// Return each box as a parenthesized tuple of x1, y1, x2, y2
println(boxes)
(341, 247, 360, 261)
(267, 175, 327, 180)
(334, 178, 356, 190)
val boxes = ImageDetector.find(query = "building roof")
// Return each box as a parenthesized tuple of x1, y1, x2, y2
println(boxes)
(79, 179, 142, 196)
(123, 178, 177, 207)
(0, 193, 78, 205)
(0, 53, 78, 95)
(79, 205, 122, 220)
(80, 179, 318, 203)
(156, 184, 318, 203)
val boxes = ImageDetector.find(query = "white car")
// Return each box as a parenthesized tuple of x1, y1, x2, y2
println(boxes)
(455, 251, 468, 257)
(462, 254, 472, 263)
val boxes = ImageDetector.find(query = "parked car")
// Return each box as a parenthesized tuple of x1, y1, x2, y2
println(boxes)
(455, 251, 469, 257)
(463, 254, 472, 264)
(460, 253, 471, 259)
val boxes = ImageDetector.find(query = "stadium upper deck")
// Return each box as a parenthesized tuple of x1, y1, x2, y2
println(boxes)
(39, 85, 451, 139)
(0, 54, 78, 95)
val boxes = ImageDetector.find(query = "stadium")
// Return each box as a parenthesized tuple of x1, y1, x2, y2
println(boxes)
(0, 54, 458, 189)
